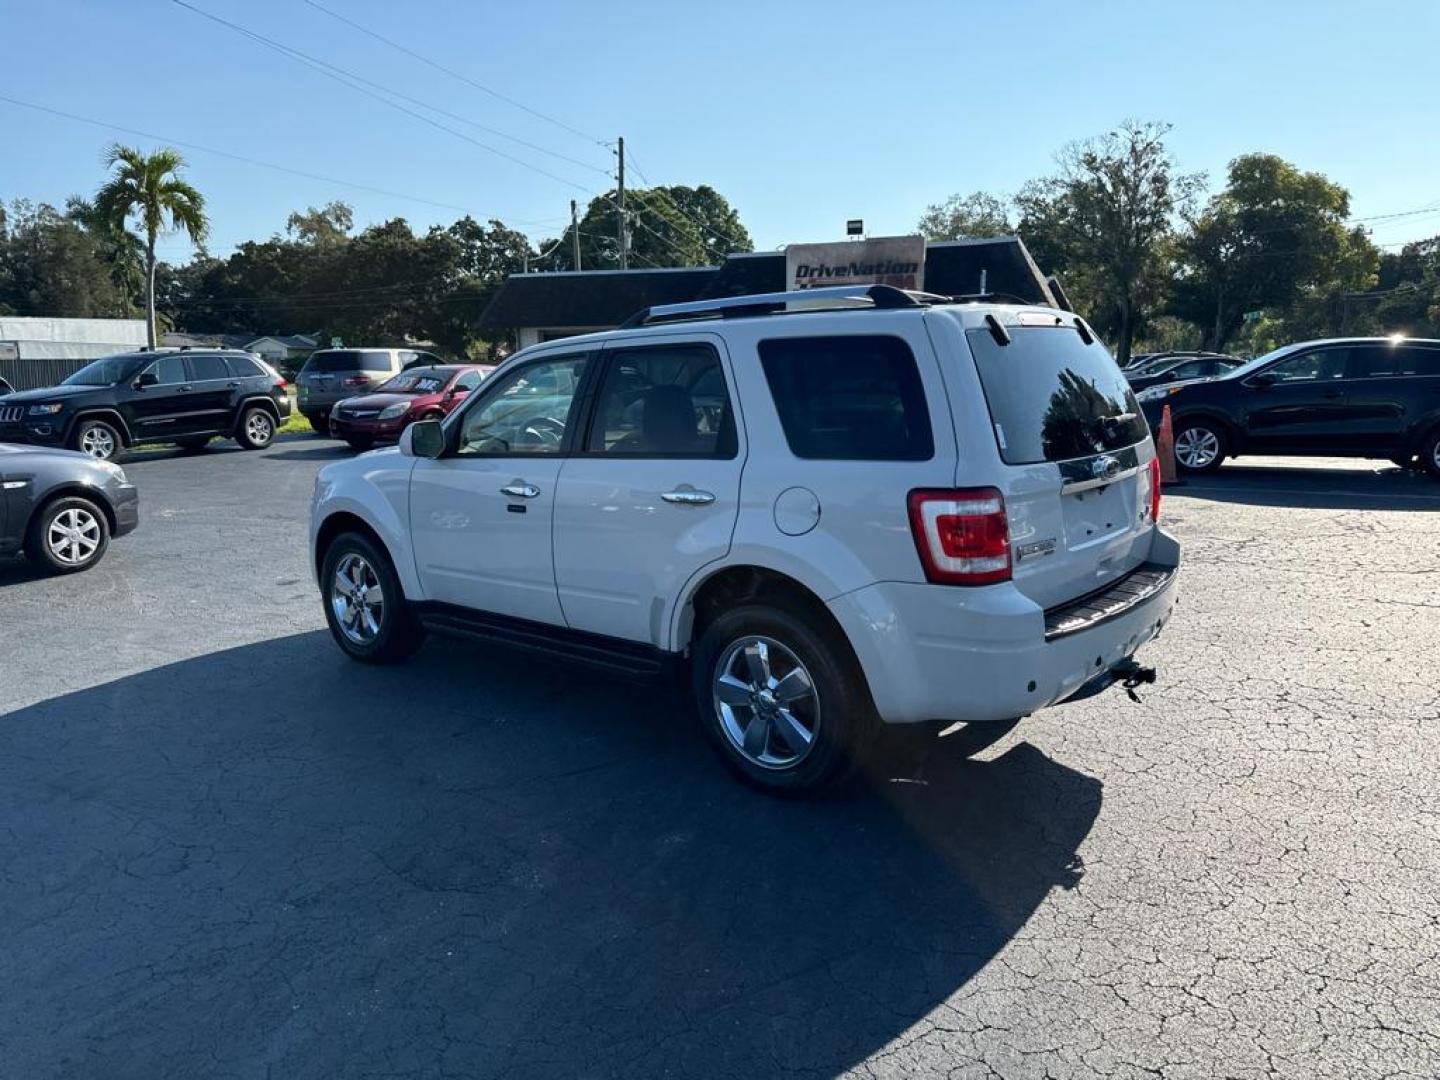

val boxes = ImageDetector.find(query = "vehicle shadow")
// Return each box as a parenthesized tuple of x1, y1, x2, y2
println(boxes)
(0, 631, 1100, 1080)
(261, 441, 356, 462)
(1174, 460, 1440, 511)
(0, 555, 49, 584)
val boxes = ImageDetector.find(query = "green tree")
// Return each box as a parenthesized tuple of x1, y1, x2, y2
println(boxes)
(0, 199, 132, 317)
(286, 201, 353, 248)
(1171, 154, 1379, 349)
(556, 185, 752, 271)
(916, 191, 1011, 240)
(1016, 121, 1201, 364)
(94, 144, 208, 347)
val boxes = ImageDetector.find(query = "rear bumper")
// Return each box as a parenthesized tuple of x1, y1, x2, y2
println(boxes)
(828, 529, 1181, 725)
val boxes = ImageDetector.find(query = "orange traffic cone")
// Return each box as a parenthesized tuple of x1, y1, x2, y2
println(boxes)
(1158, 404, 1178, 485)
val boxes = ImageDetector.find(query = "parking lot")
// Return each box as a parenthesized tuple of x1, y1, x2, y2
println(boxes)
(2, 438, 1438, 1079)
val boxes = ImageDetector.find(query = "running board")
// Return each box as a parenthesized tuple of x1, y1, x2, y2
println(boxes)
(414, 603, 672, 680)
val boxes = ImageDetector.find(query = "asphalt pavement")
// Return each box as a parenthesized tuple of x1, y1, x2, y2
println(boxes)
(1, 439, 1437, 1079)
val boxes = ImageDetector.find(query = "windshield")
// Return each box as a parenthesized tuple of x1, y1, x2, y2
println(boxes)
(61, 356, 146, 387)
(967, 326, 1149, 464)
(376, 369, 451, 394)
(1219, 346, 1289, 381)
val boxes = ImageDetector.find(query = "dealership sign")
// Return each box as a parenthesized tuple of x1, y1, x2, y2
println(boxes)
(785, 235, 925, 292)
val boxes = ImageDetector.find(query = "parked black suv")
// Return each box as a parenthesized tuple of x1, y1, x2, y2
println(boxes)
(0, 349, 291, 461)
(1138, 337, 1440, 476)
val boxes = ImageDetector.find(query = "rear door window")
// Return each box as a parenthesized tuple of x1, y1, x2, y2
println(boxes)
(759, 335, 933, 461)
(148, 354, 187, 385)
(1355, 344, 1440, 377)
(585, 344, 736, 458)
(966, 326, 1147, 465)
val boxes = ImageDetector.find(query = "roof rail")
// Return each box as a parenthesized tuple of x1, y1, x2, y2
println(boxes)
(618, 284, 935, 330)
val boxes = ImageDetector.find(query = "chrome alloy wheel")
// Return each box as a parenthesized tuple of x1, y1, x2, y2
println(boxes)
(80, 425, 117, 459)
(1174, 426, 1220, 469)
(246, 411, 273, 443)
(331, 552, 385, 645)
(713, 636, 820, 769)
(47, 507, 102, 565)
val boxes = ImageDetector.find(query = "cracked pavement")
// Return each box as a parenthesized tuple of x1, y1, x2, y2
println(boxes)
(1, 441, 1437, 1079)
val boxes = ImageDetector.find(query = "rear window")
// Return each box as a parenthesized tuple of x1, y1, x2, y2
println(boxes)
(967, 327, 1148, 465)
(758, 335, 933, 461)
(302, 350, 393, 374)
(378, 369, 451, 394)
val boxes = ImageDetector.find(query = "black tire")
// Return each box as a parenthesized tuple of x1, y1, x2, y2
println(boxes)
(236, 405, 276, 450)
(1420, 429, 1440, 480)
(690, 603, 875, 795)
(345, 437, 375, 452)
(25, 495, 110, 574)
(319, 530, 425, 664)
(69, 417, 123, 462)
(174, 435, 211, 451)
(1172, 418, 1228, 474)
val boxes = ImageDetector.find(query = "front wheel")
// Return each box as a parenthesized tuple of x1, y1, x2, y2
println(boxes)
(26, 495, 110, 574)
(320, 531, 424, 663)
(1173, 420, 1227, 473)
(691, 604, 874, 795)
(236, 406, 275, 450)
(70, 418, 123, 461)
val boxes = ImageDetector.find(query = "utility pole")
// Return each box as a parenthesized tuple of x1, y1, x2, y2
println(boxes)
(570, 198, 581, 271)
(616, 135, 627, 270)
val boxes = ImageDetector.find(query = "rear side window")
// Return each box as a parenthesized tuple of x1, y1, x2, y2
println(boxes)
(188, 354, 230, 381)
(303, 350, 393, 373)
(759, 335, 933, 461)
(226, 355, 266, 378)
(967, 326, 1148, 465)
(1355, 344, 1440, 377)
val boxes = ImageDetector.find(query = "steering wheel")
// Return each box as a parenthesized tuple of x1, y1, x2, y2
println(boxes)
(522, 415, 566, 446)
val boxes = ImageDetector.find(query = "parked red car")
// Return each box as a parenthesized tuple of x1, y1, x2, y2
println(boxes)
(328, 364, 492, 449)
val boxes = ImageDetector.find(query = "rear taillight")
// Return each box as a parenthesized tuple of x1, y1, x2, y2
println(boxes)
(907, 488, 1011, 586)
(274, 378, 288, 390)
(1146, 456, 1162, 523)
(342, 375, 369, 388)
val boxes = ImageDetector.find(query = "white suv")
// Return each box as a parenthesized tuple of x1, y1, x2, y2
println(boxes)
(310, 285, 1179, 793)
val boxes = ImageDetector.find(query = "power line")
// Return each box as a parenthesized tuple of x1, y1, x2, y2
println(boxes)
(170, 0, 599, 194)
(0, 93, 495, 219)
(302, 0, 608, 148)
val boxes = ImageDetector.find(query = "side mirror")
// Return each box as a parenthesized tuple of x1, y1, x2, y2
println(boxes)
(1248, 372, 1277, 388)
(134, 371, 158, 389)
(401, 419, 444, 459)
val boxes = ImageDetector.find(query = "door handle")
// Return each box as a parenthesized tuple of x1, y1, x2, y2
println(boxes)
(1322, 389, 1343, 400)
(500, 482, 540, 499)
(227, 381, 240, 388)
(179, 384, 193, 392)
(662, 488, 716, 506)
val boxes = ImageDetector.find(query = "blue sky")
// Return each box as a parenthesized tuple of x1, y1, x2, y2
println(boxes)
(4, 0, 1439, 262)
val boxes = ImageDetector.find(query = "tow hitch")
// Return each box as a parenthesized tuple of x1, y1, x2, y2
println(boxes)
(1111, 658, 1157, 702)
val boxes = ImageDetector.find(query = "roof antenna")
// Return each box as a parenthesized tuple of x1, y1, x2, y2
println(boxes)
(979, 269, 988, 295)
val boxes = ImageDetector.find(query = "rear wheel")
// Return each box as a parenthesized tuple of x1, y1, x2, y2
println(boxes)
(320, 531, 424, 663)
(69, 418, 123, 462)
(26, 495, 110, 574)
(1173, 420, 1227, 473)
(236, 406, 275, 450)
(1420, 429, 1440, 480)
(691, 604, 873, 795)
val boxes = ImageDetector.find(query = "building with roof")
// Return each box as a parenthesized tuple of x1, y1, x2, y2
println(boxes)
(0, 316, 148, 391)
(478, 237, 1061, 348)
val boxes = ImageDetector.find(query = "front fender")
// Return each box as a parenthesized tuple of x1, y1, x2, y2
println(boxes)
(310, 455, 422, 599)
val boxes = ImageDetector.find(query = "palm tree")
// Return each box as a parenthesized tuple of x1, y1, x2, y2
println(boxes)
(94, 144, 207, 347)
